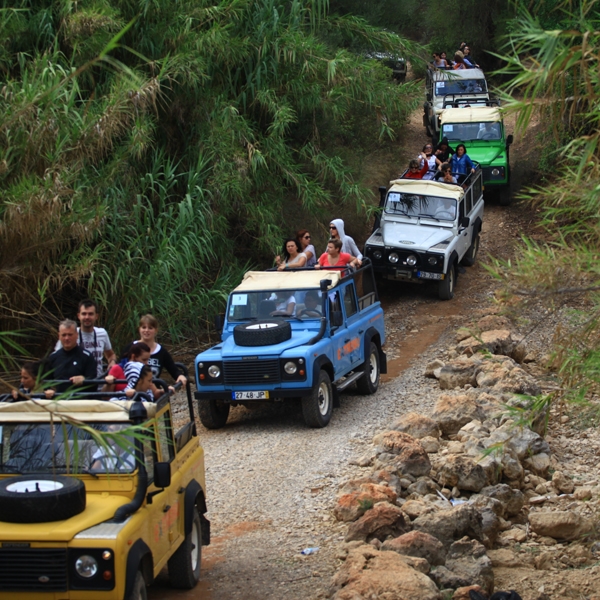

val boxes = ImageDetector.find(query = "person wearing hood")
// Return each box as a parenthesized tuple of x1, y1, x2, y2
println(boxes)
(328, 219, 363, 265)
(434, 137, 454, 163)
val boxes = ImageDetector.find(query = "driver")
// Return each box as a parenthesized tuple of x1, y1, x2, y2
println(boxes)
(89, 424, 136, 472)
(298, 290, 322, 317)
(477, 122, 500, 139)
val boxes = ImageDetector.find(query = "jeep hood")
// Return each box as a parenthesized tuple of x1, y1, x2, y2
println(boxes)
(382, 221, 452, 251)
(0, 493, 131, 542)
(464, 145, 506, 165)
(221, 328, 318, 358)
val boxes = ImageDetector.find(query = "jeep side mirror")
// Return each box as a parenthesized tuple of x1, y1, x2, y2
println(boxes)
(331, 311, 344, 327)
(378, 186, 387, 207)
(460, 216, 470, 228)
(214, 314, 224, 331)
(506, 134, 513, 146)
(320, 279, 332, 292)
(154, 462, 171, 489)
(426, 93, 432, 102)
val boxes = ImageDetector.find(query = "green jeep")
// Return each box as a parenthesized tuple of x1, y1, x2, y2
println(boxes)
(439, 106, 513, 206)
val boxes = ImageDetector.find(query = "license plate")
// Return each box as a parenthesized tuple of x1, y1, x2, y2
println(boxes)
(232, 391, 270, 400)
(417, 271, 444, 280)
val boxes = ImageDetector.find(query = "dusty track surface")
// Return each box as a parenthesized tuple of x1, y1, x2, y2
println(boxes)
(149, 107, 541, 599)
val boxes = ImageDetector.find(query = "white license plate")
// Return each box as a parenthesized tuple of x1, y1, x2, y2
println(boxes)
(417, 271, 444, 280)
(232, 391, 270, 400)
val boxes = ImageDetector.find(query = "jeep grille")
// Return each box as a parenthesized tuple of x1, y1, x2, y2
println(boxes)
(0, 548, 67, 591)
(224, 360, 281, 384)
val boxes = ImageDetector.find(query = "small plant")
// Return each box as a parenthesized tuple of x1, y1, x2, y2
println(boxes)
(357, 498, 374, 511)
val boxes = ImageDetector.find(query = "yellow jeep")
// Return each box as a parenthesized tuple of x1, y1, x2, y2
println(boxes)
(0, 380, 209, 600)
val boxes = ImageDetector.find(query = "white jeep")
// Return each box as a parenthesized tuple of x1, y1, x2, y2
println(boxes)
(364, 168, 484, 300)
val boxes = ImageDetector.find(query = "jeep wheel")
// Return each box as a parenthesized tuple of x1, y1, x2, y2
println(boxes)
(438, 263, 456, 300)
(169, 507, 201, 589)
(199, 399, 230, 429)
(499, 187, 512, 206)
(0, 475, 86, 523)
(355, 342, 380, 395)
(461, 233, 480, 267)
(233, 319, 292, 346)
(126, 571, 147, 600)
(302, 370, 333, 428)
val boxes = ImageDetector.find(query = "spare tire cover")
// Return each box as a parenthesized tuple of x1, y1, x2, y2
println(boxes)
(0, 475, 86, 523)
(233, 319, 292, 347)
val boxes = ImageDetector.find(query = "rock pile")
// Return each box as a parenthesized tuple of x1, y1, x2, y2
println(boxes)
(330, 319, 600, 599)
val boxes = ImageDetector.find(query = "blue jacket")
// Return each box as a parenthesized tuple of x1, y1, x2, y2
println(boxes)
(451, 152, 475, 175)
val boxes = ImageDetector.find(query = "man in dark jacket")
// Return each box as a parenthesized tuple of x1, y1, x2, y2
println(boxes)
(45, 320, 97, 395)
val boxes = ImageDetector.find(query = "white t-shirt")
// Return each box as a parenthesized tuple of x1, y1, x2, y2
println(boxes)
(55, 327, 112, 377)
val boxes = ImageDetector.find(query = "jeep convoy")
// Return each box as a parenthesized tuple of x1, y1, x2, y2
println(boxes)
(195, 264, 386, 429)
(364, 168, 484, 299)
(0, 378, 208, 600)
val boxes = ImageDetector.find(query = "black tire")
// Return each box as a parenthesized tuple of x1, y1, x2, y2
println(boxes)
(438, 263, 456, 300)
(355, 342, 381, 395)
(499, 187, 511, 206)
(126, 571, 147, 600)
(302, 370, 333, 428)
(0, 475, 86, 523)
(199, 399, 230, 429)
(233, 319, 291, 346)
(461, 233, 480, 267)
(169, 507, 202, 589)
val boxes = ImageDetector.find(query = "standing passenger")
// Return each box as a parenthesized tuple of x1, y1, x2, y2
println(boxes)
(328, 219, 363, 265)
(296, 229, 317, 267)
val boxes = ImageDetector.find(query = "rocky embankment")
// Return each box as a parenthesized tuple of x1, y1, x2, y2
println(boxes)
(329, 315, 600, 600)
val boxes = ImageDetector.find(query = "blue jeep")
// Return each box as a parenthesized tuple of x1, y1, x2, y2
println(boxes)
(194, 263, 386, 428)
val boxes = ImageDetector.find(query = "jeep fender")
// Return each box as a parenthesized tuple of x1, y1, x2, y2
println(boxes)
(446, 250, 459, 276)
(311, 355, 338, 407)
(125, 539, 153, 598)
(184, 479, 210, 545)
(362, 327, 387, 374)
(472, 216, 482, 236)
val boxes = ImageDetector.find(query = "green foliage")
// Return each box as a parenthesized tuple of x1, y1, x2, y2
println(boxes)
(0, 0, 420, 348)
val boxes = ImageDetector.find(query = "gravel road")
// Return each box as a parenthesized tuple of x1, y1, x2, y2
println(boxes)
(148, 106, 541, 600)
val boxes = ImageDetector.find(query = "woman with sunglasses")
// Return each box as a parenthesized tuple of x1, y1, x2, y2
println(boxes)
(419, 143, 442, 180)
(328, 219, 363, 265)
(296, 229, 316, 267)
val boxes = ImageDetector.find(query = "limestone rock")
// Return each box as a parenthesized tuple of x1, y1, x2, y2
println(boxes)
(498, 527, 527, 544)
(391, 412, 440, 439)
(429, 537, 493, 594)
(330, 544, 441, 600)
(479, 484, 525, 518)
(552, 470, 575, 494)
(432, 394, 486, 436)
(334, 483, 397, 522)
(381, 530, 446, 566)
(529, 511, 592, 541)
(425, 359, 445, 378)
(438, 358, 481, 389)
(372, 431, 432, 478)
(477, 315, 510, 331)
(453, 585, 487, 600)
(420, 436, 441, 453)
(406, 476, 440, 497)
(412, 504, 484, 548)
(487, 548, 523, 568)
(437, 454, 488, 492)
(484, 422, 550, 460)
(523, 452, 551, 477)
(345, 502, 411, 543)
(401, 499, 435, 519)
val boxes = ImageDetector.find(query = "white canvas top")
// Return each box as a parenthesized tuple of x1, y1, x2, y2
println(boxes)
(0, 399, 157, 422)
(235, 270, 342, 292)
(440, 106, 501, 124)
(388, 179, 464, 201)
(432, 68, 485, 81)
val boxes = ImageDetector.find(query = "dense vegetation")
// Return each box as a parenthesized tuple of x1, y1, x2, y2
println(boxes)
(0, 0, 420, 354)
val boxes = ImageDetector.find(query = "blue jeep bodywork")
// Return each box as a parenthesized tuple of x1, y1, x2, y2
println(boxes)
(194, 263, 386, 428)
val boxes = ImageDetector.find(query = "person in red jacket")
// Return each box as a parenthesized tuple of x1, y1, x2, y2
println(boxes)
(403, 159, 428, 179)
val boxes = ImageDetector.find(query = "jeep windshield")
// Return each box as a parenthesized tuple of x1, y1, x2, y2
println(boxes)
(228, 289, 324, 320)
(435, 80, 486, 96)
(0, 422, 139, 475)
(442, 122, 502, 142)
(385, 192, 457, 222)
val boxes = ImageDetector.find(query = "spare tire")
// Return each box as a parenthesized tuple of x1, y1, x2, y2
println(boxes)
(233, 319, 292, 346)
(0, 475, 86, 523)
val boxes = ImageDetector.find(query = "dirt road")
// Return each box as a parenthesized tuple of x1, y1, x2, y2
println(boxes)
(148, 106, 540, 600)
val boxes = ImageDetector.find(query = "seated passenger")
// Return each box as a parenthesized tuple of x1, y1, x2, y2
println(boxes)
(124, 361, 167, 400)
(269, 290, 296, 316)
(8, 361, 53, 401)
(89, 424, 136, 472)
(432, 52, 447, 68)
(403, 159, 428, 179)
(440, 51, 452, 68)
(297, 290, 322, 317)
(434, 137, 454, 163)
(419, 144, 442, 180)
(435, 197, 457, 220)
(477, 122, 501, 139)
(449, 144, 476, 175)
(275, 238, 307, 270)
(104, 343, 151, 393)
(440, 163, 458, 184)
(315, 238, 360, 270)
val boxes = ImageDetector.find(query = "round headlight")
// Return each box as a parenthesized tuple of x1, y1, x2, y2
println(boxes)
(75, 555, 98, 578)
(406, 255, 417, 266)
(208, 365, 221, 378)
(428, 256, 438, 265)
(373, 250, 382, 260)
(389, 253, 399, 264)
(284, 361, 297, 375)
(492, 168, 500, 176)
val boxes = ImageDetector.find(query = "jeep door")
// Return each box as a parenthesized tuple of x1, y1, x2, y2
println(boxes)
(328, 289, 352, 379)
(341, 283, 363, 369)
(456, 198, 472, 259)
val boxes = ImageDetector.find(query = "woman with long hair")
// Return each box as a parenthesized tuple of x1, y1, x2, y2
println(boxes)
(276, 238, 307, 270)
(296, 229, 316, 267)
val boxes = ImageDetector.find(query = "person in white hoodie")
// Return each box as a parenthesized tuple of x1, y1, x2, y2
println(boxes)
(328, 219, 363, 265)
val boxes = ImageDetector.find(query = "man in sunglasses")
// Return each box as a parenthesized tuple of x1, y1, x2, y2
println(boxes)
(328, 219, 363, 266)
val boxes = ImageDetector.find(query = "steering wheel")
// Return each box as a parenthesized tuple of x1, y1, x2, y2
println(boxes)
(299, 309, 322, 317)
(269, 310, 290, 317)
(481, 133, 496, 140)
(436, 211, 454, 219)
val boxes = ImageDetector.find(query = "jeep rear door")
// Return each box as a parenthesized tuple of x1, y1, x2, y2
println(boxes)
(341, 283, 363, 369)
(328, 289, 352, 379)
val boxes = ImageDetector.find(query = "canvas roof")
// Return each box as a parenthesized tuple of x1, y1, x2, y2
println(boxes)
(432, 68, 485, 81)
(235, 270, 342, 292)
(440, 106, 502, 124)
(388, 179, 464, 201)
